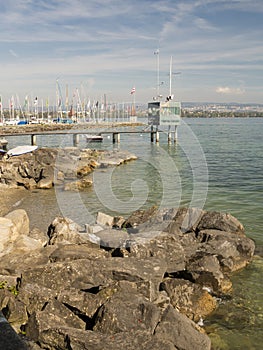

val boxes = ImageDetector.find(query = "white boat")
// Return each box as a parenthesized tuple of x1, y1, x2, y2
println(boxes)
(7, 145, 38, 157)
(86, 134, 103, 142)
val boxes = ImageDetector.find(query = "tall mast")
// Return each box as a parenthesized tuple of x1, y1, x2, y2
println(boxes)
(168, 56, 181, 100)
(169, 56, 173, 97)
(66, 84, 69, 117)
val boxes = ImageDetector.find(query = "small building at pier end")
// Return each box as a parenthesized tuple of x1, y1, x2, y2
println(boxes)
(148, 100, 181, 143)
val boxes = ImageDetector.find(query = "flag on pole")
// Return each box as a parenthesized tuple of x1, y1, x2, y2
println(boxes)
(130, 87, 136, 94)
(34, 97, 38, 105)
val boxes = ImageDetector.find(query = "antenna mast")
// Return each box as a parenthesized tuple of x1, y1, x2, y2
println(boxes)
(169, 56, 173, 97)
(154, 48, 160, 100)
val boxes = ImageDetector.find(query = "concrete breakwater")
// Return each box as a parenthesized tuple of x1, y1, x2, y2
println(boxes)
(0, 121, 144, 136)
(0, 204, 255, 349)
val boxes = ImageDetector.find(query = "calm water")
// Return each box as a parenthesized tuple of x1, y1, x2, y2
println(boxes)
(9, 117, 263, 349)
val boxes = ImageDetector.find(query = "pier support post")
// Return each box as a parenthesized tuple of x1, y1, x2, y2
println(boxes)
(150, 125, 154, 142)
(0, 139, 8, 150)
(73, 134, 79, 147)
(174, 126, 178, 143)
(113, 132, 120, 144)
(168, 125, 172, 144)
(155, 127, 159, 143)
(31, 134, 37, 146)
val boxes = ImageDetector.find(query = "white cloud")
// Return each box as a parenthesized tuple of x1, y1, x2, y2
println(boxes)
(216, 86, 245, 95)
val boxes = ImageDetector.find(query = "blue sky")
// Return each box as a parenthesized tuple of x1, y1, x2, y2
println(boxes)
(0, 0, 262, 106)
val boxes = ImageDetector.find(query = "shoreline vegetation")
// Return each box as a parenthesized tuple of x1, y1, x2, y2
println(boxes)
(182, 110, 263, 118)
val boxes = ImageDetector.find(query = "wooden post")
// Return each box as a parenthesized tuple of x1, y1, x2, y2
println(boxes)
(113, 132, 120, 144)
(31, 134, 37, 146)
(73, 134, 79, 147)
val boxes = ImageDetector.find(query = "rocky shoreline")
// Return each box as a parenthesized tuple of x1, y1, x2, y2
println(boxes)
(0, 146, 256, 349)
(0, 205, 255, 349)
(0, 147, 137, 191)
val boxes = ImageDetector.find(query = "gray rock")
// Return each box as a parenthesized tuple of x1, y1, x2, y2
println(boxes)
(172, 207, 205, 233)
(95, 228, 129, 248)
(196, 229, 255, 272)
(154, 305, 211, 350)
(93, 282, 161, 334)
(123, 205, 159, 228)
(5, 209, 30, 236)
(22, 257, 167, 302)
(17, 283, 57, 316)
(96, 211, 115, 227)
(197, 211, 244, 234)
(27, 227, 48, 246)
(49, 242, 109, 262)
(47, 216, 84, 245)
(125, 231, 186, 273)
(0, 246, 56, 274)
(0, 311, 28, 350)
(160, 278, 217, 321)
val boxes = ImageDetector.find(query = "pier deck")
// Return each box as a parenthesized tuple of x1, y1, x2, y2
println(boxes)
(0, 126, 178, 146)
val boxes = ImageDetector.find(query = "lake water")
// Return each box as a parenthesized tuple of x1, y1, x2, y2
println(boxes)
(9, 117, 263, 349)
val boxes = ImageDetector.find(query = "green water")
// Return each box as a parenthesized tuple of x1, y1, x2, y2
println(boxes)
(12, 117, 263, 349)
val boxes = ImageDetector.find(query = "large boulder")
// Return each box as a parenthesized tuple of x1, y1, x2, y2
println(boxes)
(5, 209, 29, 236)
(93, 282, 161, 334)
(153, 305, 211, 350)
(0, 217, 16, 253)
(26, 301, 86, 347)
(121, 231, 186, 273)
(22, 257, 167, 302)
(197, 211, 245, 234)
(160, 278, 217, 321)
(0, 209, 31, 255)
(49, 242, 109, 262)
(95, 228, 129, 248)
(47, 216, 84, 245)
